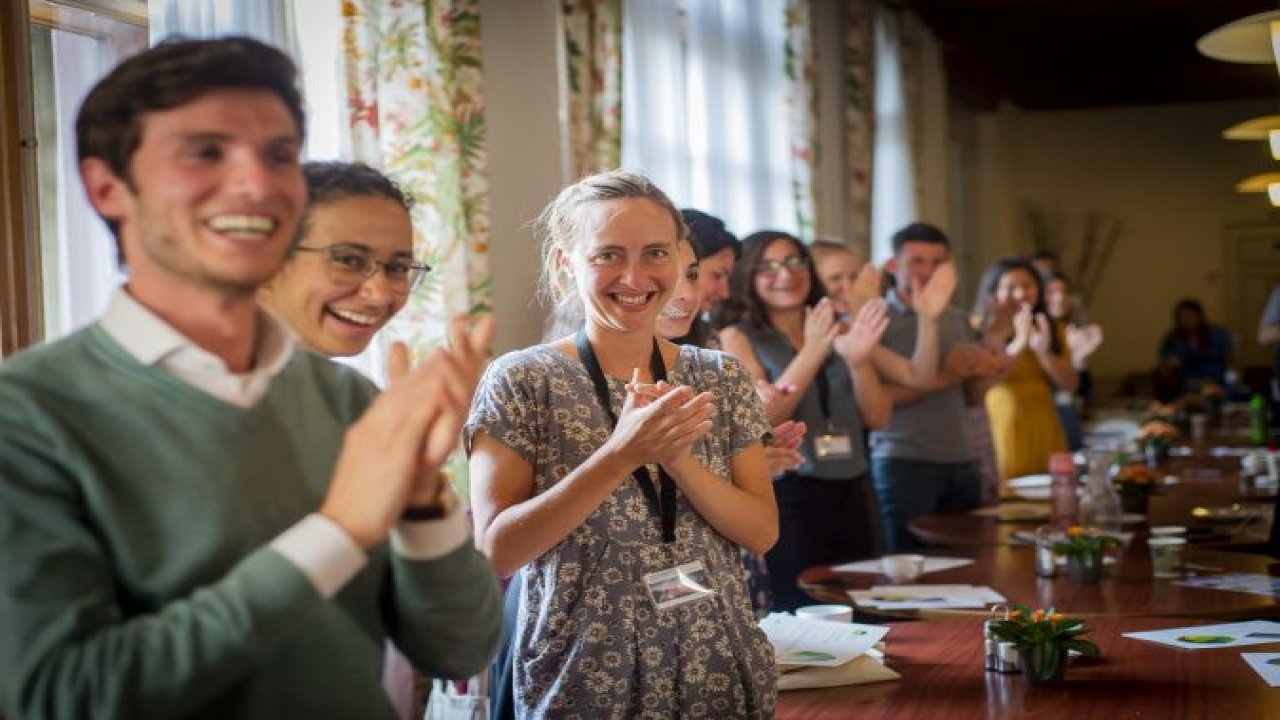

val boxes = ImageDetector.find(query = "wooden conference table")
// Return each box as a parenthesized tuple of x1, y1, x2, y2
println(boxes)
(797, 546, 1280, 620)
(910, 448, 1276, 549)
(775, 617, 1280, 720)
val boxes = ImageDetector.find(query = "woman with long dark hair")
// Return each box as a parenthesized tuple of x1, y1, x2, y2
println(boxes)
(973, 257, 1077, 480)
(718, 230, 954, 610)
(1155, 298, 1233, 400)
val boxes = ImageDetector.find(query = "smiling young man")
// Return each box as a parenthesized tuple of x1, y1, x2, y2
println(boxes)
(0, 38, 501, 720)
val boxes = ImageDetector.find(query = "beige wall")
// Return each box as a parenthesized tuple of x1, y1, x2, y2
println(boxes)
(480, 0, 563, 353)
(968, 98, 1280, 380)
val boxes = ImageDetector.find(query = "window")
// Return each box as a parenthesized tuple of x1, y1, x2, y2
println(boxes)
(621, 0, 794, 236)
(29, 1, 145, 341)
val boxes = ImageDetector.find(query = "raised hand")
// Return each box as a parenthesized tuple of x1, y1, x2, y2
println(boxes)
(754, 378, 797, 421)
(603, 376, 716, 470)
(1006, 304, 1033, 355)
(323, 313, 495, 548)
(909, 261, 958, 319)
(847, 264, 884, 315)
(834, 298, 890, 366)
(1028, 312, 1053, 355)
(803, 298, 841, 353)
(764, 420, 806, 476)
(1066, 323, 1104, 362)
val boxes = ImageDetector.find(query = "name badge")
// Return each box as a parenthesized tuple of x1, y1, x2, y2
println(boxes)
(814, 432, 854, 461)
(642, 560, 716, 611)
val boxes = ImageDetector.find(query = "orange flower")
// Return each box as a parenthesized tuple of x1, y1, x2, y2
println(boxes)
(1049, 613, 1064, 622)
(1032, 609, 1045, 622)
(1068, 526, 1085, 537)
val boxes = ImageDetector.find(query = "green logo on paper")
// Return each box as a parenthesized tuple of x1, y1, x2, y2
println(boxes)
(1176, 635, 1235, 645)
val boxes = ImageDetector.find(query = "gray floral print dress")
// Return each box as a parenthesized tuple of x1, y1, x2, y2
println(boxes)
(465, 343, 777, 719)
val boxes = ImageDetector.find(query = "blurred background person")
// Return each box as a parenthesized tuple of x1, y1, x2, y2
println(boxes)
(1154, 298, 1233, 402)
(1043, 272, 1103, 451)
(973, 257, 1076, 481)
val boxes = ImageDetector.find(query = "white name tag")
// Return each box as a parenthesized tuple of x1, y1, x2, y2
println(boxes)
(814, 432, 854, 461)
(642, 560, 716, 611)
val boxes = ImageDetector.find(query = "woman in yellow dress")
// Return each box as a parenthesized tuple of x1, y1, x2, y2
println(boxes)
(973, 258, 1077, 481)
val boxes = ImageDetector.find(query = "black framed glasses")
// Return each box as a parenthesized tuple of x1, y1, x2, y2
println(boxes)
(754, 254, 809, 277)
(295, 244, 431, 293)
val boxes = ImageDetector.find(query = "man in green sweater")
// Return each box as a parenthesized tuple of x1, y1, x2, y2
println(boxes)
(0, 37, 502, 720)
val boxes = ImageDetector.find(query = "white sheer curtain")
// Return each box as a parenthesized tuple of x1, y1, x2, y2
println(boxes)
(869, 7, 915, 264)
(149, 0, 298, 49)
(42, 30, 128, 339)
(622, 0, 794, 236)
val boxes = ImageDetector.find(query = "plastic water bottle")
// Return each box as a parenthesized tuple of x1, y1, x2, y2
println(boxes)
(1078, 451, 1122, 532)
(1249, 393, 1268, 445)
(1048, 452, 1078, 526)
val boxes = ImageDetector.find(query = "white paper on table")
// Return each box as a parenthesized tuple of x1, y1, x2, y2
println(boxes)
(759, 613, 890, 667)
(1123, 620, 1280, 650)
(1241, 653, 1280, 686)
(849, 585, 1005, 609)
(1174, 573, 1280, 597)
(831, 557, 975, 574)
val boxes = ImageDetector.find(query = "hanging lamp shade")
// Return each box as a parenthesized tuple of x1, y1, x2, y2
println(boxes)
(1197, 10, 1280, 64)
(1223, 115, 1280, 158)
(1236, 172, 1280, 206)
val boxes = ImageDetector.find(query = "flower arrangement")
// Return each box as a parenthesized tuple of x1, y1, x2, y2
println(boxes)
(1050, 526, 1121, 558)
(1200, 383, 1225, 401)
(988, 604, 1101, 684)
(1144, 402, 1178, 424)
(1112, 463, 1157, 499)
(1135, 420, 1178, 449)
(988, 605, 1101, 656)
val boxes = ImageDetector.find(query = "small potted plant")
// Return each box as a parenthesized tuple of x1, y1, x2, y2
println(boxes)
(988, 605, 1101, 684)
(1135, 420, 1178, 467)
(1051, 526, 1121, 583)
(1112, 463, 1157, 514)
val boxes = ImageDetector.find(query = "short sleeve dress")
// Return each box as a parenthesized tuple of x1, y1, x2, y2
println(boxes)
(465, 343, 776, 720)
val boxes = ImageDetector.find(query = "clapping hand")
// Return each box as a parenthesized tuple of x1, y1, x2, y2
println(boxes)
(803, 298, 842, 354)
(323, 313, 495, 548)
(834, 298, 890, 366)
(610, 369, 715, 469)
(764, 420, 806, 476)
(847, 264, 884, 315)
(909, 261, 958, 319)
(1066, 323, 1104, 363)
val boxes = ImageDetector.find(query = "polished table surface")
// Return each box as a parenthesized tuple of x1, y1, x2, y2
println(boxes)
(911, 448, 1276, 549)
(798, 546, 1280, 620)
(775, 617, 1280, 720)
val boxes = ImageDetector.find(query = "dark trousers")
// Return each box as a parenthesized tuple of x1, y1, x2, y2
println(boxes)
(766, 473, 881, 612)
(871, 457, 982, 552)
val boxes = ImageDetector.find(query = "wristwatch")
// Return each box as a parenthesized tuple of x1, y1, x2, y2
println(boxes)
(401, 470, 459, 522)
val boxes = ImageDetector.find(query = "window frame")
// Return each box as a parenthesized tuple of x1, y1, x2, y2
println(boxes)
(0, 0, 40, 357)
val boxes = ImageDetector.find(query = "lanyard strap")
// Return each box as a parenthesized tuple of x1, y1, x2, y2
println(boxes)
(813, 362, 832, 422)
(575, 329, 677, 544)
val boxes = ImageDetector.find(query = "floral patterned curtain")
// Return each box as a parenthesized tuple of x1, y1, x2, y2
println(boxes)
(342, 0, 492, 361)
(784, 0, 817, 242)
(560, 0, 622, 180)
(843, 0, 875, 251)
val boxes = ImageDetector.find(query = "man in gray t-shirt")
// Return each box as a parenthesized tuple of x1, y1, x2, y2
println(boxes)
(870, 223, 1006, 551)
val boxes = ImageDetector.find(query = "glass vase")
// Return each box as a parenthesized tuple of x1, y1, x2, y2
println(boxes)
(1067, 551, 1103, 583)
(1019, 642, 1068, 685)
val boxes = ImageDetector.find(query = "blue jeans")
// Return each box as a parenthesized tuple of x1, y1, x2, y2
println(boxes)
(871, 457, 982, 552)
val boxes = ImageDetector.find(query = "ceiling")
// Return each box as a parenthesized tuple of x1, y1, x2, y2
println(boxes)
(912, 0, 1280, 111)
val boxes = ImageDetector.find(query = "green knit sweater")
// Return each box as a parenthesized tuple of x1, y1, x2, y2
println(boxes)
(0, 325, 502, 720)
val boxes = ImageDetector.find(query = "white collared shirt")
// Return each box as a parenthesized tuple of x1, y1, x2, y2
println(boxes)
(100, 290, 294, 408)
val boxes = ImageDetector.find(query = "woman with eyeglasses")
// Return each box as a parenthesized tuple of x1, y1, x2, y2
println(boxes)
(718, 230, 955, 611)
(258, 161, 429, 358)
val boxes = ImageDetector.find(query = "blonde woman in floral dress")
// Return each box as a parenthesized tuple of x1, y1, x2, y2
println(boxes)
(466, 171, 779, 719)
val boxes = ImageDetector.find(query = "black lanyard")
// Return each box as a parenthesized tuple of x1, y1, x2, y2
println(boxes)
(575, 329, 678, 544)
